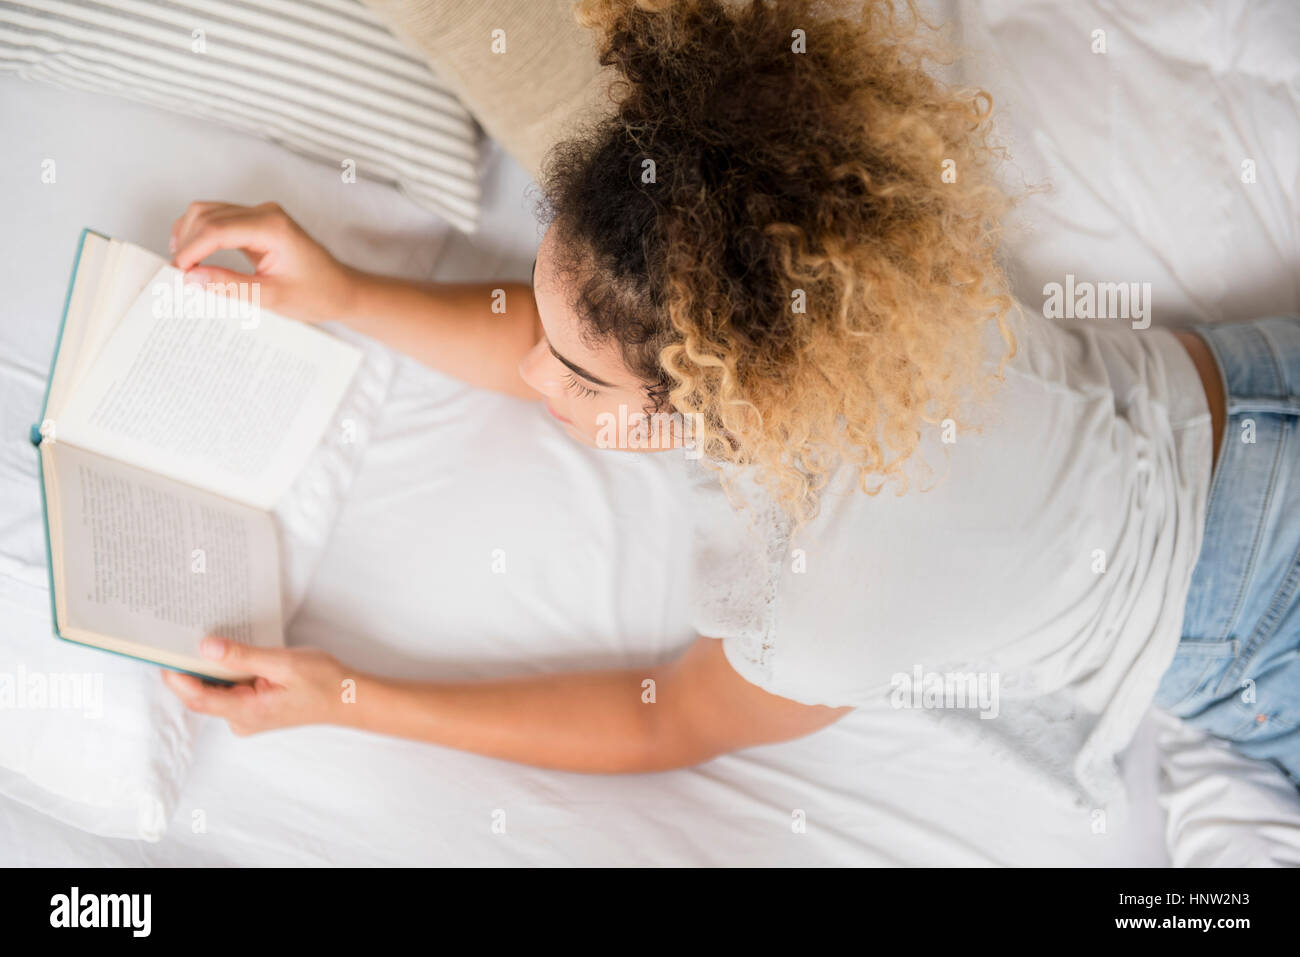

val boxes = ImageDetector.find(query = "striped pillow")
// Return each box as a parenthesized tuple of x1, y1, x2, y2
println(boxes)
(0, 0, 482, 232)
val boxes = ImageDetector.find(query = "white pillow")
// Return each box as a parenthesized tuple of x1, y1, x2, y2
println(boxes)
(0, 330, 393, 842)
(0, 0, 481, 232)
(0, 569, 196, 841)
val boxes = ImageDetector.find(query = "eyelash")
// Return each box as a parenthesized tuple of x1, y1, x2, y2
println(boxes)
(563, 372, 600, 399)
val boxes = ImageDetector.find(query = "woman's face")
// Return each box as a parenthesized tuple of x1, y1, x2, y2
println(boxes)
(520, 228, 681, 453)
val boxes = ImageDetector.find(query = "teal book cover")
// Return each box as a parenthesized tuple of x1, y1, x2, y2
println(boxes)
(32, 229, 234, 686)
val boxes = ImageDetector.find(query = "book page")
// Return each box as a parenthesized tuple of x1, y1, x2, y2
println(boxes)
(49, 442, 282, 663)
(55, 264, 361, 510)
(43, 232, 109, 425)
(68, 240, 167, 390)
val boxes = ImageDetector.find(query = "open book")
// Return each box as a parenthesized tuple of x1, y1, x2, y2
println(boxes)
(31, 230, 362, 682)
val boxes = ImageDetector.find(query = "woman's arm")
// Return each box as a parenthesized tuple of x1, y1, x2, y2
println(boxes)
(342, 275, 542, 400)
(171, 201, 542, 400)
(161, 636, 851, 772)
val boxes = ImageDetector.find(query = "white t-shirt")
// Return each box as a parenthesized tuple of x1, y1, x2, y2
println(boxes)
(684, 308, 1213, 807)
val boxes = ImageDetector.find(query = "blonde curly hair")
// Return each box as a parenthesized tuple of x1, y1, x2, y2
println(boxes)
(542, 0, 1018, 527)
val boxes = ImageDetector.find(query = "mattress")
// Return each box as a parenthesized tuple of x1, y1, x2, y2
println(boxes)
(2, 0, 1299, 866)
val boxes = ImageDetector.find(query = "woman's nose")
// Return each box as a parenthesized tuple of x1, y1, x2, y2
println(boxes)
(519, 341, 559, 395)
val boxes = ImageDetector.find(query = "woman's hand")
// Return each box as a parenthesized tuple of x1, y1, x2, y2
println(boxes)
(170, 201, 360, 323)
(161, 636, 350, 736)
(168, 200, 548, 400)
(162, 635, 850, 770)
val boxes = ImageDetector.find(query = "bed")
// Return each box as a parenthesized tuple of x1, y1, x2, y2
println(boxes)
(2, 0, 1299, 866)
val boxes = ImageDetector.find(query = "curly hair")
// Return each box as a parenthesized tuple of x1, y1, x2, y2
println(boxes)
(541, 0, 1018, 527)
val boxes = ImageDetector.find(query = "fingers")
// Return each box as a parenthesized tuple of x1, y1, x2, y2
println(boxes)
(161, 669, 256, 719)
(171, 202, 290, 271)
(170, 201, 224, 257)
(173, 214, 282, 272)
(199, 635, 295, 683)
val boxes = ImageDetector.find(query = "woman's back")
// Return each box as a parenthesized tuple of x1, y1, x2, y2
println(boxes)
(689, 309, 1214, 803)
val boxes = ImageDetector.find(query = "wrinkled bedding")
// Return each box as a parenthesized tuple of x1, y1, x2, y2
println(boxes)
(2, 0, 1299, 864)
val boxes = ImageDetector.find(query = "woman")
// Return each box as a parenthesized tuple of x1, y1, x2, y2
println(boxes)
(162, 0, 1299, 800)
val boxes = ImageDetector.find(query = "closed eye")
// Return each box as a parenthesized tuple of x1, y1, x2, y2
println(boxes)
(563, 371, 600, 399)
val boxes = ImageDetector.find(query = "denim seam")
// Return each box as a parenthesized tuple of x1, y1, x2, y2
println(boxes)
(1243, 542, 1300, 679)
(1231, 418, 1300, 677)
(1259, 320, 1293, 396)
(1225, 397, 1300, 414)
(1196, 322, 1285, 643)
(1220, 416, 1291, 691)
(1224, 322, 1300, 688)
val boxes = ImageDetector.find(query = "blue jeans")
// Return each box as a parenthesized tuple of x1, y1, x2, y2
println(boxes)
(1154, 316, 1300, 787)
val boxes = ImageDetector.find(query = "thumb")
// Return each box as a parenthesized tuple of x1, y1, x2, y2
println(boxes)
(200, 636, 292, 682)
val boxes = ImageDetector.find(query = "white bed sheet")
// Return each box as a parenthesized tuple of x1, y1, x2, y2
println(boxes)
(3, 0, 1300, 866)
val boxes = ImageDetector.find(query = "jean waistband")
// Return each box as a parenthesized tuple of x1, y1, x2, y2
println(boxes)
(1191, 316, 1300, 415)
